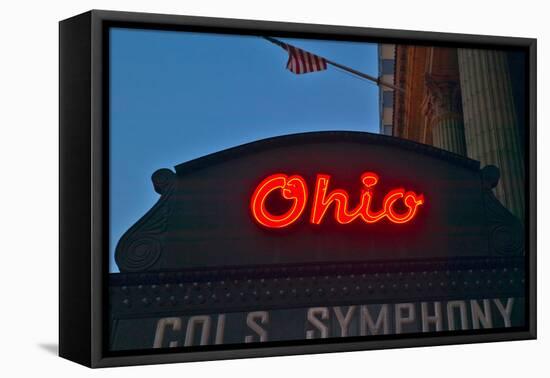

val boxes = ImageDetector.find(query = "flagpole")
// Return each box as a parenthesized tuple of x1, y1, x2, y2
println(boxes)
(262, 36, 404, 93)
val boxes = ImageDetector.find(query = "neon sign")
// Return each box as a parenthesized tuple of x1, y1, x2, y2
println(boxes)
(250, 173, 424, 228)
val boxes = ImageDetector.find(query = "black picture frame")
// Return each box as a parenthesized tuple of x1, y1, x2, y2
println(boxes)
(59, 9, 537, 368)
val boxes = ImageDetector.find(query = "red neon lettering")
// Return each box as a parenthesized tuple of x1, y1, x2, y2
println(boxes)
(250, 174, 308, 228)
(383, 189, 424, 223)
(310, 173, 386, 224)
(251, 172, 424, 228)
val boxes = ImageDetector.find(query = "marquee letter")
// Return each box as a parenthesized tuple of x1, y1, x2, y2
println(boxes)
(360, 305, 389, 335)
(184, 315, 212, 346)
(310, 174, 358, 224)
(421, 302, 443, 332)
(245, 311, 269, 342)
(334, 306, 356, 337)
(383, 190, 425, 224)
(470, 299, 493, 329)
(153, 317, 182, 348)
(494, 298, 514, 328)
(447, 301, 469, 331)
(358, 173, 386, 223)
(251, 174, 308, 228)
(214, 314, 226, 345)
(395, 303, 416, 333)
(306, 307, 330, 339)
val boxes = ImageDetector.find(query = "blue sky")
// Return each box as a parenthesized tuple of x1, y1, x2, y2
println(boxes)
(109, 27, 380, 272)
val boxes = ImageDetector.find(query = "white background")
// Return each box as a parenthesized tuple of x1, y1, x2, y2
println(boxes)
(0, 0, 546, 376)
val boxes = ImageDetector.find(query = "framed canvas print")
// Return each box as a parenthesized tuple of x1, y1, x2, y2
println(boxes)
(59, 10, 536, 368)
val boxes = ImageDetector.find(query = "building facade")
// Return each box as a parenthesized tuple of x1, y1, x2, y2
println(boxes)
(378, 44, 396, 136)
(379, 44, 526, 221)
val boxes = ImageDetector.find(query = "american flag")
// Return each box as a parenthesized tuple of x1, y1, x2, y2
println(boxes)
(282, 43, 328, 75)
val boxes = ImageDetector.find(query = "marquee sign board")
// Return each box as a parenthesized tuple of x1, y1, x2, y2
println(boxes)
(115, 131, 523, 272)
(59, 10, 536, 368)
(111, 298, 524, 350)
(110, 131, 526, 351)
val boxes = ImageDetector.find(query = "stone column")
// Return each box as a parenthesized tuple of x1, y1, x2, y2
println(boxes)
(457, 49, 524, 220)
(423, 73, 467, 156)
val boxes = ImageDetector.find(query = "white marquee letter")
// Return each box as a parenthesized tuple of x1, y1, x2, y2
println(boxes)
(153, 317, 182, 348)
(306, 307, 329, 339)
(245, 311, 269, 343)
(421, 302, 443, 332)
(360, 305, 389, 335)
(395, 303, 416, 334)
(184, 315, 212, 346)
(470, 300, 493, 329)
(447, 301, 469, 330)
(494, 298, 514, 328)
(334, 306, 356, 337)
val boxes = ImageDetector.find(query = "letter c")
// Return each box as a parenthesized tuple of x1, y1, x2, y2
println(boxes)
(250, 174, 308, 228)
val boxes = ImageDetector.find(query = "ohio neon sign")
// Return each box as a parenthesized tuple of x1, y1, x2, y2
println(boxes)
(250, 173, 425, 228)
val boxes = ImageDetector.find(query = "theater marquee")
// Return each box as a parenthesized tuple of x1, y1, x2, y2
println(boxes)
(110, 131, 525, 351)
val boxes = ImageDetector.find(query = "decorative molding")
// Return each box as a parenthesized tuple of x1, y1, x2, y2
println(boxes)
(114, 169, 176, 272)
(423, 73, 463, 125)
